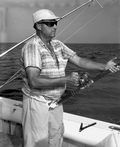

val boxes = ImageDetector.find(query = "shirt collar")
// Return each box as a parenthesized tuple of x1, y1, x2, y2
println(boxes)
(35, 34, 55, 48)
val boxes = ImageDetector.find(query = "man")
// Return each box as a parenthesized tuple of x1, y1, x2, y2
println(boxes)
(21, 9, 119, 147)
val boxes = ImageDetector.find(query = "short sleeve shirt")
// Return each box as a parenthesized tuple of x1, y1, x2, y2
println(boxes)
(21, 35, 76, 100)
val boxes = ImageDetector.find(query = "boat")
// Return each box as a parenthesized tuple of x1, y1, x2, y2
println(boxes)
(0, 0, 120, 146)
(0, 96, 120, 147)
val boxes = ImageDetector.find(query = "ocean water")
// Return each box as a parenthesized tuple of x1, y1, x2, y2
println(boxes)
(0, 43, 120, 125)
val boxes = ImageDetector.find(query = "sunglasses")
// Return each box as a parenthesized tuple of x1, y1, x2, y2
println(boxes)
(39, 21, 58, 27)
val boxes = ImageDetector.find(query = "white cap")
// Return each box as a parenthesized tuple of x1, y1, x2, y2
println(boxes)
(33, 9, 59, 24)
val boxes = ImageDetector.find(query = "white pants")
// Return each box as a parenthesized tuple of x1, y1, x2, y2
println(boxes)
(22, 94, 64, 147)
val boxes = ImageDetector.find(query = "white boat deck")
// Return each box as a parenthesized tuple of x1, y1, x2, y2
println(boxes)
(0, 97, 120, 147)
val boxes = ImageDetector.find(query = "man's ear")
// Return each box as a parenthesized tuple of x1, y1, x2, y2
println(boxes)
(36, 23, 42, 30)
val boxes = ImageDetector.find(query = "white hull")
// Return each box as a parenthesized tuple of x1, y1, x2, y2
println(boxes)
(0, 96, 120, 147)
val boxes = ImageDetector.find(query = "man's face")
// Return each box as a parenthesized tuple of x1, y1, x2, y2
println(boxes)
(37, 19, 58, 39)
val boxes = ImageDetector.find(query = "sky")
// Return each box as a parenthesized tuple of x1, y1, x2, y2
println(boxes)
(0, 0, 120, 43)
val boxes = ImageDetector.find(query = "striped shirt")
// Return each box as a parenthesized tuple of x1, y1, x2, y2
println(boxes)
(21, 35, 76, 101)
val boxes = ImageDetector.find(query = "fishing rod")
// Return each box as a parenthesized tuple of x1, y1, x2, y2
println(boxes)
(0, 0, 96, 58)
(48, 63, 120, 109)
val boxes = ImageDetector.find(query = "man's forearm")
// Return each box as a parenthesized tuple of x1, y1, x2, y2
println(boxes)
(70, 55, 106, 71)
(30, 75, 69, 89)
(80, 58, 106, 70)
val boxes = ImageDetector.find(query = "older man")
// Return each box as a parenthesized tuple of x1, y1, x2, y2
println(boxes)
(21, 9, 119, 147)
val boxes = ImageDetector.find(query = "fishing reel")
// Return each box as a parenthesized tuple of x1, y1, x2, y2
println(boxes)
(48, 71, 93, 110)
(78, 71, 93, 89)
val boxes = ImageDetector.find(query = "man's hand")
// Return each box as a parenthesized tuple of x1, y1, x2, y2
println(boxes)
(67, 72, 79, 87)
(105, 57, 120, 73)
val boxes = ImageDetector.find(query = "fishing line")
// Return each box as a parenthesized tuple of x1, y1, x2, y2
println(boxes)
(57, 0, 103, 41)
(63, 9, 104, 43)
(96, 0, 103, 8)
(56, 5, 89, 39)
(0, 68, 21, 89)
